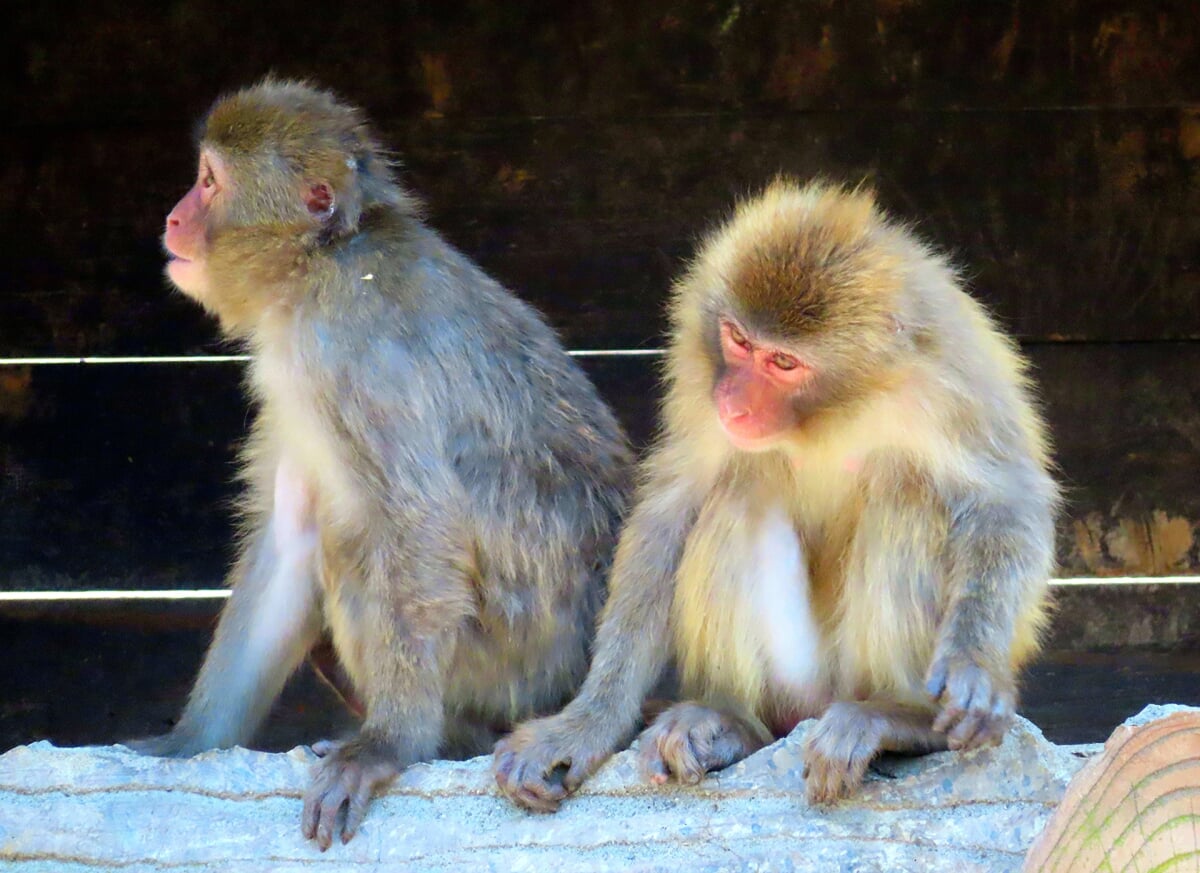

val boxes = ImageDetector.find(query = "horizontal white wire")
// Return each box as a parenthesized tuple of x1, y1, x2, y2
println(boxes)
(0, 349, 666, 366)
(0, 576, 1195, 603)
(0, 590, 231, 601)
(1048, 575, 1200, 586)
(0, 355, 251, 365)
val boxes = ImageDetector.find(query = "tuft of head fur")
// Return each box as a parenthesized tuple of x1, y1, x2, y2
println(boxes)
(201, 77, 415, 238)
(697, 179, 905, 342)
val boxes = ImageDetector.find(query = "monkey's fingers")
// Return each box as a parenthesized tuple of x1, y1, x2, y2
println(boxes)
(948, 696, 1013, 751)
(493, 746, 570, 813)
(640, 750, 671, 785)
(638, 722, 705, 785)
(563, 756, 594, 794)
(931, 660, 1017, 752)
(316, 787, 348, 851)
(803, 746, 872, 806)
(941, 678, 990, 747)
(924, 661, 950, 703)
(930, 659, 984, 734)
(506, 770, 570, 814)
(302, 756, 358, 850)
(639, 703, 765, 787)
(301, 782, 346, 852)
(341, 780, 374, 845)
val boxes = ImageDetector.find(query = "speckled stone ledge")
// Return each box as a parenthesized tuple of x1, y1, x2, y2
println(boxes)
(0, 709, 1152, 873)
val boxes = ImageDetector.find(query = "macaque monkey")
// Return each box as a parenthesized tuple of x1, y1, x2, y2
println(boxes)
(495, 180, 1058, 812)
(128, 79, 630, 849)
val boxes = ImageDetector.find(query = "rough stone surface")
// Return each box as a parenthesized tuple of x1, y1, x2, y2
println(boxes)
(0, 715, 1101, 872)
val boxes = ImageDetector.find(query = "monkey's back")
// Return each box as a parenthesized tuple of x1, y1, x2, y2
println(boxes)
(250, 212, 632, 727)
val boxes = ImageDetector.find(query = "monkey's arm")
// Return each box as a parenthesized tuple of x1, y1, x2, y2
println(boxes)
(924, 462, 1056, 750)
(494, 457, 699, 812)
(129, 461, 323, 755)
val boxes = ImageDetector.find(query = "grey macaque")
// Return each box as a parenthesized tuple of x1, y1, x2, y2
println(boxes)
(131, 79, 630, 849)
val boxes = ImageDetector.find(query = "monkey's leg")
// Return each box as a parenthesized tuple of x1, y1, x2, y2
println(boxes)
(129, 459, 322, 755)
(802, 700, 947, 804)
(308, 634, 366, 718)
(638, 701, 773, 784)
(302, 519, 472, 849)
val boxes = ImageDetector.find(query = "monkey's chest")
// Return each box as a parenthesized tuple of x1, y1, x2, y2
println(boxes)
(672, 503, 827, 712)
(253, 347, 361, 523)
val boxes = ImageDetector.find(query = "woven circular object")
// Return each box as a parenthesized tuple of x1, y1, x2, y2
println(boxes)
(1024, 710, 1200, 872)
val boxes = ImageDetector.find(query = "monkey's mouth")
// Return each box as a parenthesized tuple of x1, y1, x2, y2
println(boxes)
(719, 423, 781, 453)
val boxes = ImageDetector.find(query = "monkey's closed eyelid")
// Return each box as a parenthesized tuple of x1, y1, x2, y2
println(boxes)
(722, 320, 751, 347)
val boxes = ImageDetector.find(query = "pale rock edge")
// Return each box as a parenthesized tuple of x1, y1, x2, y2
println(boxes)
(0, 706, 1191, 872)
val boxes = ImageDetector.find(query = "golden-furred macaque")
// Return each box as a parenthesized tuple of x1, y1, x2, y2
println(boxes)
(127, 79, 631, 848)
(495, 179, 1058, 811)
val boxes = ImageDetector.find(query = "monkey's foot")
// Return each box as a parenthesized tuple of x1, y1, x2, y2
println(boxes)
(494, 715, 609, 814)
(802, 701, 888, 805)
(925, 654, 1015, 751)
(638, 702, 768, 786)
(301, 736, 399, 851)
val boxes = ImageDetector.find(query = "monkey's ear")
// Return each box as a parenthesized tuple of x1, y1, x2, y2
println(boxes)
(305, 183, 335, 220)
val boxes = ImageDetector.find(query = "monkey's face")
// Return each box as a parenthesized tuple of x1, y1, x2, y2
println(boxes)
(163, 148, 227, 302)
(164, 141, 337, 311)
(712, 318, 817, 451)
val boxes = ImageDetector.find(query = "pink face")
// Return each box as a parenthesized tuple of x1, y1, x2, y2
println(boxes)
(713, 319, 813, 450)
(163, 150, 226, 299)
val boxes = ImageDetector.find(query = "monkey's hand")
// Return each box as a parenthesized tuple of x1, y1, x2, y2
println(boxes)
(493, 715, 609, 813)
(301, 736, 399, 851)
(637, 702, 767, 785)
(802, 701, 887, 805)
(925, 652, 1016, 751)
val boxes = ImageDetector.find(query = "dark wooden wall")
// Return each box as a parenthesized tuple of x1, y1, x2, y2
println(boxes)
(4, 1, 1200, 590)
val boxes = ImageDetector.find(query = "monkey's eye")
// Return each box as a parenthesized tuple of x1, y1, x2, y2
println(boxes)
(726, 323, 751, 350)
(769, 353, 800, 371)
(201, 170, 217, 189)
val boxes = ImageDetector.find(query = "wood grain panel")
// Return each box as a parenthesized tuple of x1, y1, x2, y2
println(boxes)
(3, 108, 1198, 355)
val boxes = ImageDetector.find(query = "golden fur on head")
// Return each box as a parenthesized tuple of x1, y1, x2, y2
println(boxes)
(200, 78, 416, 247)
(705, 179, 904, 340)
